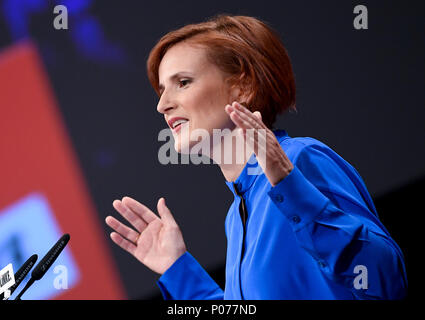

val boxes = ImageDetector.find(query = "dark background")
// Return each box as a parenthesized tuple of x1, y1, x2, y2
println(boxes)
(0, 0, 423, 299)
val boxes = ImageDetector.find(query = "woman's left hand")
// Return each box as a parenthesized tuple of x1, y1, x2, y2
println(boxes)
(225, 101, 294, 186)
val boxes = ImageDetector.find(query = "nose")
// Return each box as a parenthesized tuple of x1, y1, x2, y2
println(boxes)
(156, 92, 176, 115)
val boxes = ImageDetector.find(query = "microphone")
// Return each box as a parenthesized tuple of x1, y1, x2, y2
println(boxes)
(14, 234, 70, 300)
(0, 254, 38, 300)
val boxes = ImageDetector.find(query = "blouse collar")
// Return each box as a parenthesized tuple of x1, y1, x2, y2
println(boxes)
(225, 129, 289, 196)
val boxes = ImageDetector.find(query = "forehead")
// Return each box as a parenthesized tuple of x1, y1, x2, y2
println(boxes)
(158, 42, 209, 81)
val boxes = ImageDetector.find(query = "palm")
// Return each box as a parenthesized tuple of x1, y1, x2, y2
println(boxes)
(105, 197, 187, 275)
(226, 102, 294, 186)
(133, 219, 160, 264)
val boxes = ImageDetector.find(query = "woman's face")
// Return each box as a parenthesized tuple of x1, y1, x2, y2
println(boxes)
(157, 42, 239, 153)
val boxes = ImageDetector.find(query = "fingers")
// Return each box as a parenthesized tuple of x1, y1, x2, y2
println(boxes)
(233, 104, 262, 129)
(225, 102, 264, 130)
(110, 232, 137, 256)
(229, 108, 249, 130)
(253, 111, 262, 120)
(122, 196, 159, 224)
(157, 198, 178, 226)
(105, 216, 140, 244)
(225, 102, 269, 154)
(113, 199, 148, 233)
(225, 104, 247, 129)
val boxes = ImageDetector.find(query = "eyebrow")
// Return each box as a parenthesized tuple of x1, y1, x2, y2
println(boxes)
(158, 71, 193, 92)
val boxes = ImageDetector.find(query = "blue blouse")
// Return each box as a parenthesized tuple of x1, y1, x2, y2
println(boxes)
(156, 130, 407, 299)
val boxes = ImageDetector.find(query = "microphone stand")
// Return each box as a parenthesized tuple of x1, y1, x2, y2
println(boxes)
(14, 276, 35, 300)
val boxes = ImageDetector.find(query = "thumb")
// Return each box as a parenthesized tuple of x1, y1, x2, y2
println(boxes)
(157, 197, 177, 225)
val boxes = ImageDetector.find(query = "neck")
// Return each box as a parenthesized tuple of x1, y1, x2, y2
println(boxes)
(208, 128, 253, 183)
(219, 161, 249, 183)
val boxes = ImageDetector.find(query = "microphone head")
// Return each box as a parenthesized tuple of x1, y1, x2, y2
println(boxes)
(31, 234, 70, 281)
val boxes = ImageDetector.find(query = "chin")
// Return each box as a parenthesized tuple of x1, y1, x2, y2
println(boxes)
(172, 124, 217, 155)
(173, 139, 191, 154)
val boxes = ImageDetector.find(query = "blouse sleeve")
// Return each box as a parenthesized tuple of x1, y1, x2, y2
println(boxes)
(267, 143, 407, 299)
(156, 251, 224, 300)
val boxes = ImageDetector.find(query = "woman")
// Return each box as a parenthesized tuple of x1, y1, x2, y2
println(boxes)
(105, 15, 407, 299)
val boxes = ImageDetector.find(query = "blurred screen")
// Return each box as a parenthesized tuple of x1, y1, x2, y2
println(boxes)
(0, 42, 125, 299)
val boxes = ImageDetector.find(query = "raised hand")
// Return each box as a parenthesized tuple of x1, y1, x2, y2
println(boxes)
(225, 101, 294, 186)
(105, 196, 187, 275)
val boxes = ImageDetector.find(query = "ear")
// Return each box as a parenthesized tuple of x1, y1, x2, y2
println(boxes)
(227, 73, 253, 105)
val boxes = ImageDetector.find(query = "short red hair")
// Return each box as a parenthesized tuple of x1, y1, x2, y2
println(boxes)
(146, 14, 297, 128)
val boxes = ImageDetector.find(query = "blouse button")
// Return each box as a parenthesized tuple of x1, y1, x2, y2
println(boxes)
(291, 215, 301, 223)
(274, 194, 284, 202)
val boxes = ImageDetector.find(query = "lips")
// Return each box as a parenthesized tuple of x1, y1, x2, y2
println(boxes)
(167, 117, 189, 131)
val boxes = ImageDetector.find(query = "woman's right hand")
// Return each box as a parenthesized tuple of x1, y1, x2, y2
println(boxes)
(105, 197, 187, 275)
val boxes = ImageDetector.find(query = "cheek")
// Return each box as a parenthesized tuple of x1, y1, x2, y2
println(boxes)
(188, 85, 229, 126)
(174, 76, 230, 135)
